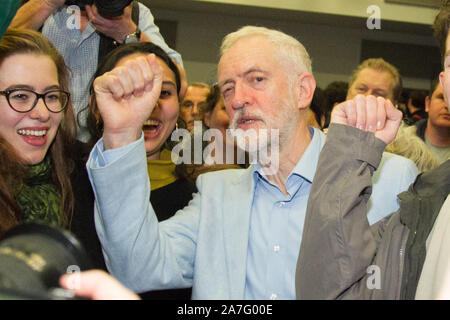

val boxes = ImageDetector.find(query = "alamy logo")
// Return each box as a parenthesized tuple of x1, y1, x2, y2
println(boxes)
(65, 265, 81, 291)
(66, 5, 81, 30)
(366, 265, 381, 290)
(367, 5, 381, 30)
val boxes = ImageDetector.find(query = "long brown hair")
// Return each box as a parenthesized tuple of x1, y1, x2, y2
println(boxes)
(0, 28, 77, 236)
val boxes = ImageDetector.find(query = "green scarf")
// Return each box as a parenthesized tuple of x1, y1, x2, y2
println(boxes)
(16, 156, 61, 227)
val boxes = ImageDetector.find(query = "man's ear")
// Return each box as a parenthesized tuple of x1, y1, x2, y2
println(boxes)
(296, 73, 316, 110)
(439, 71, 450, 109)
(425, 95, 431, 113)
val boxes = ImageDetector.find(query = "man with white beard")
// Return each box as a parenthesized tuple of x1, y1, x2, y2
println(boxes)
(85, 26, 417, 299)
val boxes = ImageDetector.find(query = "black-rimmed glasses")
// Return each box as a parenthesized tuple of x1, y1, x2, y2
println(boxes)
(0, 88, 70, 113)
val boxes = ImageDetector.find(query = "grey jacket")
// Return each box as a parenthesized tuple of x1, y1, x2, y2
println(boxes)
(295, 124, 450, 300)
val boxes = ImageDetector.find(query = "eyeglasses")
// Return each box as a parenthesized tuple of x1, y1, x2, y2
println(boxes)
(0, 88, 70, 113)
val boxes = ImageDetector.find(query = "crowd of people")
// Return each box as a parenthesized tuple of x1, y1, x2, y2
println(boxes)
(0, 0, 449, 300)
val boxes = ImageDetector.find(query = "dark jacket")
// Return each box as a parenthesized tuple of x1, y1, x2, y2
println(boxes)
(69, 141, 106, 271)
(296, 124, 450, 299)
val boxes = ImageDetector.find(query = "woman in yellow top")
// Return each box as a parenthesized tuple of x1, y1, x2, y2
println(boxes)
(85, 42, 196, 299)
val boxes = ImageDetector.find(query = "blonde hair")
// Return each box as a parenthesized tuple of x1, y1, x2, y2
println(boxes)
(220, 26, 312, 76)
(349, 58, 402, 103)
(385, 123, 439, 172)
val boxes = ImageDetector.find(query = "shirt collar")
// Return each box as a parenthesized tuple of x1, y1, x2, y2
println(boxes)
(253, 126, 327, 184)
(54, 6, 97, 37)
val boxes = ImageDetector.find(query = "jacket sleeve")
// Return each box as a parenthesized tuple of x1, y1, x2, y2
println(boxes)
(87, 136, 197, 292)
(138, 2, 183, 67)
(296, 124, 387, 299)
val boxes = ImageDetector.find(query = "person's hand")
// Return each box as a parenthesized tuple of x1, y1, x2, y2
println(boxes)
(60, 270, 140, 300)
(93, 53, 162, 150)
(331, 94, 403, 145)
(85, 3, 135, 43)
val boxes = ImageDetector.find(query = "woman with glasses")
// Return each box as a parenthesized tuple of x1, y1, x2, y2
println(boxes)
(0, 28, 105, 270)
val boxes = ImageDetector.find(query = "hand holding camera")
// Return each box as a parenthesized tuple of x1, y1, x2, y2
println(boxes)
(64, 0, 137, 43)
(85, 2, 136, 43)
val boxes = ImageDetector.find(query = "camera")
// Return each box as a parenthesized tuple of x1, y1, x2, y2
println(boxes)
(94, 0, 134, 18)
(65, 0, 134, 18)
(0, 223, 91, 300)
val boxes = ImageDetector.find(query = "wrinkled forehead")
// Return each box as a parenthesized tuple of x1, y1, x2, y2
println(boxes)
(218, 36, 278, 82)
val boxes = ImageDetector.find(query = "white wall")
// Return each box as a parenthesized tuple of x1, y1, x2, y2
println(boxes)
(151, 6, 438, 90)
(194, 0, 438, 25)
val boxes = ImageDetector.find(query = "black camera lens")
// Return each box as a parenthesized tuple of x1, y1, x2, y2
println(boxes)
(0, 223, 91, 299)
(94, 0, 133, 18)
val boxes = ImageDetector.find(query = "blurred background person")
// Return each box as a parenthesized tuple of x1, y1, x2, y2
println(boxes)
(347, 58, 402, 105)
(307, 87, 329, 131)
(324, 81, 348, 108)
(420, 80, 450, 163)
(388, 79, 450, 169)
(180, 82, 210, 131)
(323, 81, 348, 131)
(405, 89, 428, 124)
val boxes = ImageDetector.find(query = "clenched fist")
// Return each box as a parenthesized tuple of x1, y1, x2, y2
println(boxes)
(331, 94, 403, 145)
(94, 53, 162, 150)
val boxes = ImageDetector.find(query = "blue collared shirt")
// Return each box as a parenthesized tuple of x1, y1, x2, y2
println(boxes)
(244, 127, 325, 300)
(42, 4, 183, 142)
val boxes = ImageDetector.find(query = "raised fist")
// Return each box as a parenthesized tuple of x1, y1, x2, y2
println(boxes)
(93, 53, 163, 149)
(331, 94, 403, 145)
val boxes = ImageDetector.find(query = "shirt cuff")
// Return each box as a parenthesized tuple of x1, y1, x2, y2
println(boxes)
(90, 133, 144, 168)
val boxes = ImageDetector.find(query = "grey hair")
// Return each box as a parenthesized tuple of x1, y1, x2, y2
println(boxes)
(220, 26, 312, 75)
(385, 123, 439, 172)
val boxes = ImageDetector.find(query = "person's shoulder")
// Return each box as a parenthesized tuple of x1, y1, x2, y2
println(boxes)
(377, 152, 419, 187)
